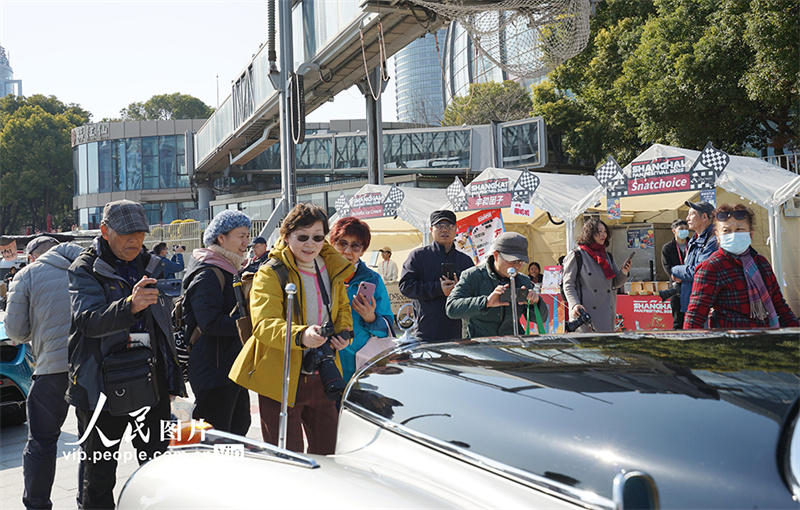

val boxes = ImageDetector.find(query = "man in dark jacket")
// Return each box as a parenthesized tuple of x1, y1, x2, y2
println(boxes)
(152, 242, 185, 279)
(399, 210, 473, 342)
(661, 219, 689, 329)
(242, 236, 269, 274)
(68, 200, 184, 509)
(672, 201, 718, 314)
(446, 232, 547, 338)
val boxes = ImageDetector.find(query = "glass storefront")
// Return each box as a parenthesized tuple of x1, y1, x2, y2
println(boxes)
(74, 135, 190, 196)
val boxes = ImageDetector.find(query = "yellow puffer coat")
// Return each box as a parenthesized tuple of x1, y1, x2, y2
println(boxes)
(229, 240, 354, 406)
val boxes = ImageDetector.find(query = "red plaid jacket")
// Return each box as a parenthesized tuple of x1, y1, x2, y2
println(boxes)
(684, 247, 799, 329)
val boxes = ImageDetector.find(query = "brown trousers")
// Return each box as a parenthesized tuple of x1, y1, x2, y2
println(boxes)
(258, 372, 339, 454)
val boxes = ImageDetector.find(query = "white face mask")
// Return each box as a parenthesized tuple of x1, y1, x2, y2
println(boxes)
(677, 229, 689, 240)
(719, 232, 751, 255)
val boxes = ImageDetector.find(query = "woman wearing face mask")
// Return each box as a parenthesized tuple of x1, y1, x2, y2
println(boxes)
(661, 219, 690, 329)
(231, 203, 353, 454)
(684, 204, 798, 329)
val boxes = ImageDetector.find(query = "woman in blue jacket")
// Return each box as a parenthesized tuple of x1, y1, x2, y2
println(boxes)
(329, 217, 395, 382)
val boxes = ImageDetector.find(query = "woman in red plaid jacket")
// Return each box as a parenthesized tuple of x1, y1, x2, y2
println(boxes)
(684, 203, 798, 329)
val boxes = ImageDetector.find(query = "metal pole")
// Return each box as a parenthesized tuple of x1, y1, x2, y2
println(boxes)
(508, 267, 519, 336)
(365, 67, 385, 185)
(278, 0, 297, 210)
(278, 282, 297, 450)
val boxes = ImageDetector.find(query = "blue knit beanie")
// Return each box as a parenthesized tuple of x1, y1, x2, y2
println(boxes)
(203, 210, 252, 246)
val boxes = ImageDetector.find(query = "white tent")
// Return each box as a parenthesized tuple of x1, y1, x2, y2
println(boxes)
(331, 184, 451, 236)
(462, 167, 606, 250)
(622, 144, 800, 291)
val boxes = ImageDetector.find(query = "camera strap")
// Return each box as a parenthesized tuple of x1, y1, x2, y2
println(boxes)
(313, 260, 334, 323)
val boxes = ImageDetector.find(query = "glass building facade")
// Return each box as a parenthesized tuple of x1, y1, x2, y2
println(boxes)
(72, 120, 203, 229)
(394, 30, 446, 126)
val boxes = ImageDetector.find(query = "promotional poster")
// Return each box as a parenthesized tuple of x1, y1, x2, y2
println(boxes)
(455, 209, 505, 264)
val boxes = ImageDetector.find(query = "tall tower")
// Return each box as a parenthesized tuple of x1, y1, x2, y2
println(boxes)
(0, 44, 23, 98)
(394, 30, 446, 126)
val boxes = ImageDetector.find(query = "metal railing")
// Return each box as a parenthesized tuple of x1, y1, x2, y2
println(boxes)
(761, 152, 799, 174)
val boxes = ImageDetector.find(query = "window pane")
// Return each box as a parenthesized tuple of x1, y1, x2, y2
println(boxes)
(78, 144, 88, 195)
(126, 139, 142, 190)
(87, 142, 99, 194)
(142, 137, 158, 189)
(98, 140, 113, 193)
(159, 136, 177, 188)
(161, 202, 178, 224)
(112, 140, 126, 191)
(73, 147, 79, 197)
(143, 203, 160, 225)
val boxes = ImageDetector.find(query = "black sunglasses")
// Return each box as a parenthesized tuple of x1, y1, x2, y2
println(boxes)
(716, 210, 749, 222)
(293, 233, 326, 243)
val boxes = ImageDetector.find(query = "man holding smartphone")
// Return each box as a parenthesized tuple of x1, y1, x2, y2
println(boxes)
(399, 210, 473, 342)
(446, 232, 547, 338)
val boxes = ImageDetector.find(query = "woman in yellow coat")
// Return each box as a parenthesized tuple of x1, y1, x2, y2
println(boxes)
(230, 203, 353, 454)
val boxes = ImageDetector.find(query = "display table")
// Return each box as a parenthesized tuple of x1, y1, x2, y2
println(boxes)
(528, 294, 673, 333)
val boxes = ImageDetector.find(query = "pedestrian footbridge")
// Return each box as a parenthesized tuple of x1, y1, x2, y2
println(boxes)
(193, 0, 448, 179)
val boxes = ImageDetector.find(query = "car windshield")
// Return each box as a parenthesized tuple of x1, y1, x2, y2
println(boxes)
(346, 333, 800, 508)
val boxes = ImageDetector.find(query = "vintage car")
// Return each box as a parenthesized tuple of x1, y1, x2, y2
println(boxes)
(0, 316, 34, 426)
(118, 328, 800, 509)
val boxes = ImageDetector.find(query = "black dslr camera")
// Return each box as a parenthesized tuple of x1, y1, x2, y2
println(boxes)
(303, 321, 354, 401)
(565, 308, 593, 332)
(658, 282, 680, 302)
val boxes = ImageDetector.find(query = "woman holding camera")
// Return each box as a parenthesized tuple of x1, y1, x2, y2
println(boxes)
(562, 218, 631, 333)
(234, 203, 353, 454)
(183, 210, 252, 435)
(329, 217, 395, 382)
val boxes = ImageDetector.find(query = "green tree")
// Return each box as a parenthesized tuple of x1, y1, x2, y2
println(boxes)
(0, 95, 90, 234)
(442, 81, 533, 126)
(531, 0, 799, 164)
(119, 93, 214, 121)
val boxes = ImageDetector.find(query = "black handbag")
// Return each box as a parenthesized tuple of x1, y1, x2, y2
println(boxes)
(102, 345, 159, 416)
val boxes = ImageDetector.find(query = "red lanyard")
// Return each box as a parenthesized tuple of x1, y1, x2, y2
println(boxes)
(677, 243, 685, 265)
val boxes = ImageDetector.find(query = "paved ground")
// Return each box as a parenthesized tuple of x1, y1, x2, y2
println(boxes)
(0, 388, 263, 509)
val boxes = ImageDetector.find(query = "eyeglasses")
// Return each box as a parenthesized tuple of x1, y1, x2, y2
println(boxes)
(293, 233, 326, 243)
(433, 222, 456, 230)
(335, 239, 364, 252)
(716, 210, 749, 222)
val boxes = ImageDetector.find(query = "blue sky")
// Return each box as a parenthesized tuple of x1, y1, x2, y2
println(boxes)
(0, 0, 396, 123)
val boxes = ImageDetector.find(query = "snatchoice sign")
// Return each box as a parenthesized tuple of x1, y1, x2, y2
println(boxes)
(628, 156, 689, 195)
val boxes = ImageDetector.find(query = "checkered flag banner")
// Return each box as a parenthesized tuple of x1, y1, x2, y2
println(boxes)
(512, 171, 540, 202)
(447, 177, 468, 212)
(689, 172, 715, 191)
(595, 156, 626, 190)
(334, 191, 351, 217)
(689, 142, 730, 184)
(382, 185, 405, 217)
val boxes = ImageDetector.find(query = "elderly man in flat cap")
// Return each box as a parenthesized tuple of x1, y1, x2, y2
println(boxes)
(446, 232, 547, 338)
(399, 210, 473, 342)
(67, 199, 185, 509)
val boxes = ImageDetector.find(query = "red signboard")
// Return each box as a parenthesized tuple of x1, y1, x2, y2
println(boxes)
(615, 295, 672, 331)
(627, 174, 691, 195)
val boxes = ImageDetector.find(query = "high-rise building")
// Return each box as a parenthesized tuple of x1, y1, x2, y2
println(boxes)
(394, 30, 446, 126)
(0, 44, 23, 98)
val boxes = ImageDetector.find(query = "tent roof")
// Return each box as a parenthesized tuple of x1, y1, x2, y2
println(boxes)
(465, 167, 606, 221)
(623, 144, 800, 208)
(331, 184, 452, 233)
